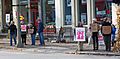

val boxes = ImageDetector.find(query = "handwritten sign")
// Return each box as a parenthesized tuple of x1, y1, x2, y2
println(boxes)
(91, 23, 98, 32)
(102, 26, 111, 34)
(74, 27, 86, 41)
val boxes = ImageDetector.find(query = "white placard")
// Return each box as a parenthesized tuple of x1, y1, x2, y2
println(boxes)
(6, 14, 10, 23)
(21, 25, 27, 32)
(74, 27, 86, 41)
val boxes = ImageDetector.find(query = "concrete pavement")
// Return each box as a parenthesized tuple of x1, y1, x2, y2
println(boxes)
(0, 38, 120, 56)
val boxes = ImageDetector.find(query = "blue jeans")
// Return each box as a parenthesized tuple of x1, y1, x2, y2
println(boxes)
(38, 32, 44, 45)
(31, 34, 36, 45)
(10, 32, 17, 46)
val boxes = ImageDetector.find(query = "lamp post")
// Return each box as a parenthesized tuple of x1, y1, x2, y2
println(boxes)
(38, 0, 42, 21)
(28, 0, 31, 23)
(17, 0, 24, 48)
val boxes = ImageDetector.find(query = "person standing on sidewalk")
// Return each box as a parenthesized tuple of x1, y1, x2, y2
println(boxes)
(30, 23, 37, 45)
(21, 21, 27, 45)
(9, 21, 17, 46)
(91, 19, 100, 50)
(57, 26, 65, 43)
(101, 18, 112, 51)
(38, 20, 45, 46)
(78, 22, 84, 51)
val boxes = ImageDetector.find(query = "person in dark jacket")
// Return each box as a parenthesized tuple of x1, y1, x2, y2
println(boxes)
(10, 21, 17, 46)
(21, 21, 27, 45)
(38, 20, 45, 46)
(31, 23, 36, 45)
(101, 18, 112, 51)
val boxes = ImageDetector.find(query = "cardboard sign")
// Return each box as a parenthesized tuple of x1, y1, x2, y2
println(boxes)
(102, 26, 111, 34)
(21, 25, 26, 32)
(74, 27, 86, 41)
(91, 23, 98, 32)
(28, 29, 34, 34)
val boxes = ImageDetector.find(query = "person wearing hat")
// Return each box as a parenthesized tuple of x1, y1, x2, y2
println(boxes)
(9, 21, 17, 46)
(38, 20, 45, 46)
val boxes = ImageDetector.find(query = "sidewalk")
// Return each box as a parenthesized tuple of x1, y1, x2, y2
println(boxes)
(0, 38, 120, 56)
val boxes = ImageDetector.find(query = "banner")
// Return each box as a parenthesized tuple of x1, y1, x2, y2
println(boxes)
(74, 27, 86, 41)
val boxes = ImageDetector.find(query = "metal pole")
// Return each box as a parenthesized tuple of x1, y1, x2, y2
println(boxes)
(38, 0, 42, 21)
(42, 0, 46, 24)
(28, 0, 31, 23)
(17, 0, 24, 48)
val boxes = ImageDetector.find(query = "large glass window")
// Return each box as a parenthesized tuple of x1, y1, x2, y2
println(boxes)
(64, 0, 72, 25)
(46, 0, 55, 25)
(95, 0, 112, 21)
(79, 0, 87, 25)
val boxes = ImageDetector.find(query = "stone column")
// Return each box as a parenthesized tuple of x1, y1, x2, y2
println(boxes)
(91, 0, 96, 20)
(55, 0, 64, 28)
(87, 0, 95, 27)
(71, 0, 76, 28)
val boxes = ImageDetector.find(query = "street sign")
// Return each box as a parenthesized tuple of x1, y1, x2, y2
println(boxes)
(6, 14, 10, 23)
(74, 27, 86, 41)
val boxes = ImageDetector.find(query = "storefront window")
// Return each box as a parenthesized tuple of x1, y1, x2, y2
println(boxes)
(46, 0, 55, 25)
(95, 0, 112, 21)
(79, 0, 87, 25)
(64, 0, 72, 25)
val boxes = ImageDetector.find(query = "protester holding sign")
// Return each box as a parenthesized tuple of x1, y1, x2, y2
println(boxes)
(78, 22, 84, 51)
(21, 21, 27, 45)
(91, 19, 100, 50)
(101, 18, 112, 51)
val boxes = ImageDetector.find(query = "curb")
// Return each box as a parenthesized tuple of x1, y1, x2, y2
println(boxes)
(65, 51, 120, 56)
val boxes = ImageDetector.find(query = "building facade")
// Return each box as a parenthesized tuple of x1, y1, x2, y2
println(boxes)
(0, 0, 114, 32)
(55, 0, 113, 28)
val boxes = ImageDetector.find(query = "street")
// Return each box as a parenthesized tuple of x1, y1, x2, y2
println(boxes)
(0, 51, 119, 59)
